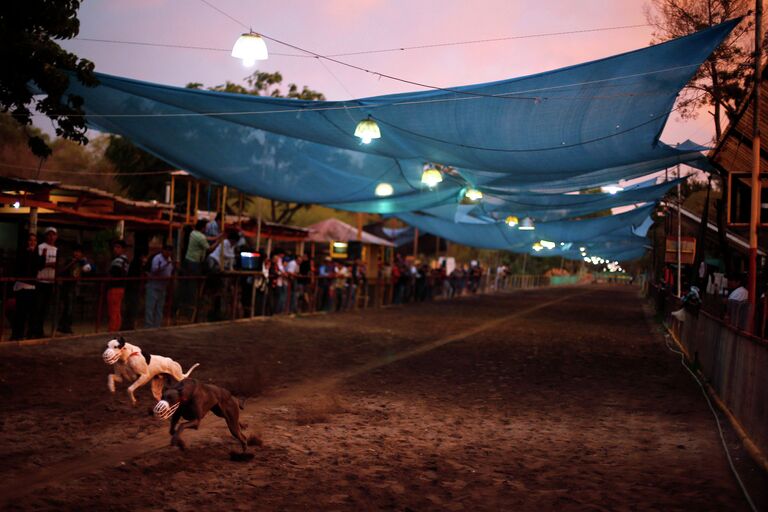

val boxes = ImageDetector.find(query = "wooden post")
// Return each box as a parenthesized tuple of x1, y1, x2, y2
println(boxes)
(116, 219, 125, 239)
(238, 192, 244, 227)
(356, 212, 363, 241)
(29, 206, 38, 234)
(256, 198, 262, 251)
(185, 180, 191, 223)
(168, 174, 176, 241)
(221, 185, 227, 225)
(194, 181, 200, 221)
(748, 0, 763, 331)
(413, 228, 419, 257)
(676, 164, 682, 298)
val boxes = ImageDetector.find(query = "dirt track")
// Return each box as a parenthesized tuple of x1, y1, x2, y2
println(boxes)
(0, 285, 763, 511)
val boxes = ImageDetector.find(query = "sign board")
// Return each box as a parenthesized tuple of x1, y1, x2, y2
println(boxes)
(665, 236, 696, 264)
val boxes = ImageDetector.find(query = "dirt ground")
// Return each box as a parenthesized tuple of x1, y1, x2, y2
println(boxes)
(0, 285, 765, 511)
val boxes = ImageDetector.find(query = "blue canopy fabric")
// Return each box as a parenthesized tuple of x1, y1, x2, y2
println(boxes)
(64, 19, 738, 261)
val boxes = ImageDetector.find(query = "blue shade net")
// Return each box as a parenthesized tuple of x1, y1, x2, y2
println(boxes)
(65, 19, 738, 260)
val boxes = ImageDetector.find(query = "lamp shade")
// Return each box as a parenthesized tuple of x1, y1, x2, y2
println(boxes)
(505, 215, 519, 227)
(354, 117, 381, 144)
(420, 168, 443, 187)
(231, 33, 268, 67)
(518, 217, 535, 230)
(375, 182, 394, 197)
(465, 188, 483, 201)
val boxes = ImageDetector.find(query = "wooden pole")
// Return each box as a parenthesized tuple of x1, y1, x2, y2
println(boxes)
(185, 179, 191, 223)
(221, 185, 227, 227)
(413, 228, 419, 257)
(29, 206, 38, 234)
(194, 181, 200, 222)
(256, 198, 262, 252)
(748, 0, 763, 331)
(677, 164, 682, 298)
(238, 192, 244, 227)
(356, 212, 363, 241)
(168, 174, 176, 240)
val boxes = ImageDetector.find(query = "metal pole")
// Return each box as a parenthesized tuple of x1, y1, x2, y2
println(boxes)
(748, 0, 763, 330)
(256, 198, 262, 252)
(356, 212, 363, 241)
(677, 164, 682, 297)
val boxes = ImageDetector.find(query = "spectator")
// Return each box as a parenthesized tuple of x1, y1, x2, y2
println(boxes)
(11, 232, 38, 340)
(205, 212, 221, 238)
(285, 254, 301, 313)
(272, 249, 287, 314)
(145, 244, 174, 328)
(298, 254, 312, 312)
(180, 219, 223, 311)
(318, 257, 334, 311)
(107, 240, 130, 332)
(334, 260, 349, 311)
(30, 226, 58, 338)
(122, 249, 146, 330)
(58, 243, 93, 334)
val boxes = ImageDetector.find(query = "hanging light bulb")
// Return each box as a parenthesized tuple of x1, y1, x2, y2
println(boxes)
(540, 240, 556, 250)
(354, 116, 381, 144)
(231, 32, 269, 67)
(505, 216, 519, 228)
(465, 188, 483, 201)
(601, 184, 624, 195)
(421, 167, 443, 188)
(12, 201, 21, 209)
(375, 182, 394, 197)
(532, 242, 543, 252)
(518, 217, 535, 230)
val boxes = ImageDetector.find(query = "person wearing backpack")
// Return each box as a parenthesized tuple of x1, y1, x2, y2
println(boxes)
(145, 244, 174, 328)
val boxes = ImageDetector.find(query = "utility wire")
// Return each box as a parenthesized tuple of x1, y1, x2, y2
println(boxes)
(74, 23, 651, 59)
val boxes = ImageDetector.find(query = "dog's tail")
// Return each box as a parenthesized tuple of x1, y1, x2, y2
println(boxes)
(182, 363, 200, 379)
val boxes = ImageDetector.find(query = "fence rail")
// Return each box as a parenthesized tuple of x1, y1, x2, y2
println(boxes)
(647, 283, 768, 471)
(1, 272, 554, 343)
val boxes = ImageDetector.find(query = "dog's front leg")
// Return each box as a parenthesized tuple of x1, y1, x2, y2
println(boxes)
(169, 413, 181, 436)
(126, 374, 152, 406)
(171, 419, 200, 450)
(150, 375, 165, 402)
(107, 373, 120, 393)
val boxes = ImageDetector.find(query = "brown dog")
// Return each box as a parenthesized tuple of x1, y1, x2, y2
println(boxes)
(153, 378, 256, 458)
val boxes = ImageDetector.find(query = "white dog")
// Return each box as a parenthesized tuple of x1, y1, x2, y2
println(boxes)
(102, 337, 200, 405)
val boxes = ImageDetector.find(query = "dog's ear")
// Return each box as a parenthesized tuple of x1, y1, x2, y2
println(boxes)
(117, 337, 126, 348)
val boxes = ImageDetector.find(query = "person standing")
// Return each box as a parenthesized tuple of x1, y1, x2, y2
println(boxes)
(11, 232, 38, 340)
(30, 227, 58, 338)
(284, 254, 301, 313)
(58, 243, 93, 334)
(145, 244, 174, 328)
(107, 240, 130, 332)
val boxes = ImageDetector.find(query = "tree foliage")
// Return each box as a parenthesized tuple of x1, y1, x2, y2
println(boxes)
(0, 0, 97, 158)
(103, 136, 173, 201)
(644, 0, 762, 140)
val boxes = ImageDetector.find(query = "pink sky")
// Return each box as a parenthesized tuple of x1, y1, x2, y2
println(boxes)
(52, 0, 716, 146)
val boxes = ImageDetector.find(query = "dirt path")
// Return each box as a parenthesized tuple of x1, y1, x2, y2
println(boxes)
(0, 286, 763, 511)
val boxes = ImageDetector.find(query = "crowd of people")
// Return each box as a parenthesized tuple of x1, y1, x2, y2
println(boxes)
(8, 219, 499, 341)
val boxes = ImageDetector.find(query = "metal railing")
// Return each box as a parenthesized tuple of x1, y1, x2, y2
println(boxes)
(647, 283, 768, 471)
(1, 272, 550, 342)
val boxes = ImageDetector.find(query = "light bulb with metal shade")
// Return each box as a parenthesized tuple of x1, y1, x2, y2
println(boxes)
(505, 216, 519, 228)
(532, 242, 544, 252)
(601, 184, 624, 195)
(421, 168, 443, 188)
(465, 188, 483, 201)
(518, 217, 535, 230)
(354, 116, 381, 144)
(539, 240, 556, 250)
(231, 32, 269, 67)
(375, 182, 394, 197)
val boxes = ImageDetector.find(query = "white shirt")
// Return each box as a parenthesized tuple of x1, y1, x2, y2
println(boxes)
(728, 286, 748, 302)
(285, 260, 299, 275)
(36, 243, 57, 283)
(210, 239, 235, 270)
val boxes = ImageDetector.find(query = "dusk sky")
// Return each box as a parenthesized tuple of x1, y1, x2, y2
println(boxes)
(49, 0, 716, 146)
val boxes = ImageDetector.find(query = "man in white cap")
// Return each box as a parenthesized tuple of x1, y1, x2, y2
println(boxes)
(30, 227, 58, 338)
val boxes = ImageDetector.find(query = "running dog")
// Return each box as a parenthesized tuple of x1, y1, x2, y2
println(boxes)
(153, 378, 258, 459)
(102, 337, 200, 405)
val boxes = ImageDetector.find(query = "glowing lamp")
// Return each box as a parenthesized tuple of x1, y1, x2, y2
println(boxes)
(333, 242, 348, 249)
(505, 216, 519, 228)
(601, 184, 624, 195)
(465, 188, 483, 201)
(532, 242, 543, 252)
(518, 217, 535, 230)
(231, 32, 269, 66)
(354, 116, 381, 144)
(421, 168, 443, 188)
(375, 182, 394, 197)
(12, 201, 21, 209)
(540, 240, 555, 250)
